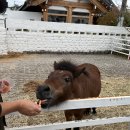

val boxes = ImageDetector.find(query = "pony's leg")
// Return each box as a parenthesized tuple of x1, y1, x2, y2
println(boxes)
(73, 112, 84, 130)
(73, 128, 80, 130)
(92, 107, 97, 114)
(66, 127, 79, 130)
(85, 108, 91, 115)
(65, 110, 73, 130)
(66, 129, 71, 130)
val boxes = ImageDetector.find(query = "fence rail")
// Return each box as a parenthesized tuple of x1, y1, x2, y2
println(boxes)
(8, 117, 130, 130)
(111, 38, 130, 59)
(8, 96, 130, 130)
(0, 18, 130, 55)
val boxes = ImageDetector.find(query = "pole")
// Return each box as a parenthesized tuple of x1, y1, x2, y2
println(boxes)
(117, 0, 127, 26)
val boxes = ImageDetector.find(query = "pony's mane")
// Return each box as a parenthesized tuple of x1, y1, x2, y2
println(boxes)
(54, 60, 77, 74)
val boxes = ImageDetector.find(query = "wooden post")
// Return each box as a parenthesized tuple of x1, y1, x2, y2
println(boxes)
(43, 9, 48, 21)
(67, 7, 72, 23)
(88, 13, 93, 24)
(40, 3, 48, 21)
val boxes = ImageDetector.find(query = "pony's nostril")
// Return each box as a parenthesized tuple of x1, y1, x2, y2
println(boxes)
(37, 85, 43, 92)
(43, 85, 50, 92)
(37, 85, 50, 92)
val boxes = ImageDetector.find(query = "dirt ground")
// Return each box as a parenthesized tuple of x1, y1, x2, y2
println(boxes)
(0, 53, 130, 130)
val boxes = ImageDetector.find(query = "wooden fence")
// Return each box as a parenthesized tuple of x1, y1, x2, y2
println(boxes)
(8, 96, 130, 130)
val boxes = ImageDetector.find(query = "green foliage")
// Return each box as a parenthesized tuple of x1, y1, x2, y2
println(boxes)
(96, 7, 119, 26)
(97, 11, 118, 26)
(124, 12, 130, 27)
(97, 8, 130, 27)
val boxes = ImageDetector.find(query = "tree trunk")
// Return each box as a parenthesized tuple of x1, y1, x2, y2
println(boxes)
(117, 0, 127, 26)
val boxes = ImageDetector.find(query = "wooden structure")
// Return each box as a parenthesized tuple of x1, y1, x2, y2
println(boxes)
(20, 0, 115, 24)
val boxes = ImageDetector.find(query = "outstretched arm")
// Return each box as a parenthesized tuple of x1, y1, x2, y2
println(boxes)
(0, 99, 41, 117)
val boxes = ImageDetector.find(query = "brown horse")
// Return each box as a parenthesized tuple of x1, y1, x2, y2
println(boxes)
(36, 60, 101, 130)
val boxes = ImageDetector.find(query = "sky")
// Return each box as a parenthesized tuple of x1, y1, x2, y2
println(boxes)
(7, 0, 25, 7)
(113, 0, 130, 8)
(7, 0, 130, 7)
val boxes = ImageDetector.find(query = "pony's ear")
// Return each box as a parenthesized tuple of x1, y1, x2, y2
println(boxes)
(73, 67, 86, 78)
(54, 61, 57, 70)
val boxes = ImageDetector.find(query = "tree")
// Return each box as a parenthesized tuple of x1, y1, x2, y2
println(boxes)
(117, 0, 127, 26)
(0, 0, 8, 14)
(123, 11, 130, 27)
(97, 8, 119, 26)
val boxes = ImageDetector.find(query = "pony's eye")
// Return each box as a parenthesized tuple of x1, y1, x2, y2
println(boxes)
(64, 77, 71, 83)
(47, 75, 51, 79)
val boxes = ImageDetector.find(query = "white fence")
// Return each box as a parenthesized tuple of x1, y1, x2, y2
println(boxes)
(8, 96, 130, 130)
(111, 38, 130, 59)
(0, 16, 7, 55)
(0, 18, 130, 55)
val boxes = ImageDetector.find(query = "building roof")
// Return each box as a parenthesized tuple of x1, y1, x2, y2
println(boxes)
(19, 0, 115, 12)
(19, 2, 41, 12)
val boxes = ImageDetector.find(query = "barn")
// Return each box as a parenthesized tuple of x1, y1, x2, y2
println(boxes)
(19, 0, 116, 24)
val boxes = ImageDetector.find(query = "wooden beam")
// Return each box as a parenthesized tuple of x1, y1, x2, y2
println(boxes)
(48, 13, 67, 17)
(90, 0, 108, 13)
(27, 0, 47, 6)
(48, 1, 93, 10)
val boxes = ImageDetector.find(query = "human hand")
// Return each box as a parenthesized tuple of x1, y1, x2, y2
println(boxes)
(0, 80, 11, 93)
(17, 99, 42, 116)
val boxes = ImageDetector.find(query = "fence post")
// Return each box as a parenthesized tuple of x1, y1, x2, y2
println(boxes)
(128, 51, 130, 60)
(111, 37, 114, 54)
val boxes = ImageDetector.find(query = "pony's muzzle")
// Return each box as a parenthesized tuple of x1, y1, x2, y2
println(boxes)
(36, 84, 54, 108)
(36, 85, 51, 100)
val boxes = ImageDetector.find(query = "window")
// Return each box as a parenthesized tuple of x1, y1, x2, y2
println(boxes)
(72, 8, 89, 24)
(48, 15, 66, 22)
(72, 17, 88, 24)
(48, 6, 67, 23)
(48, 9, 67, 15)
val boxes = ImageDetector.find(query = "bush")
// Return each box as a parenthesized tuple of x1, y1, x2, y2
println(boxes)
(124, 12, 130, 27)
(97, 8, 119, 26)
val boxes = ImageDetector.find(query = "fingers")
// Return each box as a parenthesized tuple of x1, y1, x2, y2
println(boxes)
(37, 100, 46, 105)
(34, 101, 41, 112)
(38, 100, 41, 106)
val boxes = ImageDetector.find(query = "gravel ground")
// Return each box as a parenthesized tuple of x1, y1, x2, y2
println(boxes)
(0, 53, 130, 130)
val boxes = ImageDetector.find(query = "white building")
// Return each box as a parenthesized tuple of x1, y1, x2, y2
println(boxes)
(4, 8, 42, 21)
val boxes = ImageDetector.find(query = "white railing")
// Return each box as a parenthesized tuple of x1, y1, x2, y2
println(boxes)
(1, 18, 130, 57)
(0, 18, 130, 55)
(111, 38, 130, 59)
(8, 96, 130, 130)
